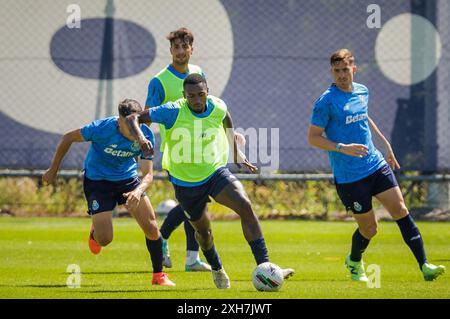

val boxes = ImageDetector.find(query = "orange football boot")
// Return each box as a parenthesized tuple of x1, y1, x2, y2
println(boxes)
(88, 224, 102, 255)
(152, 272, 176, 286)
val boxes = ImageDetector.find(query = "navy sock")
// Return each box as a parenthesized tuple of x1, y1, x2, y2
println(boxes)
(202, 245, 222, 271)
(160, 204, 186, 239)
(145, 236, 163, 273)
(184, 221, 199, 251)
(396, 214, 427, 269)
(248, 238, 269, 265)
(350, 229, 370, 262)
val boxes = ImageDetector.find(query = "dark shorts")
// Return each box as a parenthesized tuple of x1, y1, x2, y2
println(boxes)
(335, 164, 398, 214)
(173, 167, 238, 221)
(83, 175, 144, 215)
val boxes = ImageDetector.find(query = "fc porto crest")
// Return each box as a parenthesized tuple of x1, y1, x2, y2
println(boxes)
(92, 200, 99, 211)
(353, 202, 362, 212)
(131, 140, 141, 152)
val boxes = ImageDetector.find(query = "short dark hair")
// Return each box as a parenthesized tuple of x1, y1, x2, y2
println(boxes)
(118, 99, 142, 117)
(183, 73, 207, 88)
(330, 48, 355, 66)
(167, 27, 194, 46)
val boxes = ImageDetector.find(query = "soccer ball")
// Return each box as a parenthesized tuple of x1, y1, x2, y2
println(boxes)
(155, 199, 177, 216)
(252, 262, 284, 292)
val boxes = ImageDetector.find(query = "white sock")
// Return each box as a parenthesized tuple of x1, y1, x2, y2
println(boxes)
(186, 250, 200, 265)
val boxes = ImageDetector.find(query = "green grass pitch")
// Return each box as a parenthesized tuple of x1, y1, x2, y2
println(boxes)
(0, 217, 449, 299)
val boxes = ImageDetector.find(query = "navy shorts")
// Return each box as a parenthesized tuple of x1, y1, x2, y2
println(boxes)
(335, 164, 398, 214)
(173, 167, 238, 221)
(83, 175, 143, 215)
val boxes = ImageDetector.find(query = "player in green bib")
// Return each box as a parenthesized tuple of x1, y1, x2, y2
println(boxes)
(145, 28, 210, 272)
(128, 74, 294, 289)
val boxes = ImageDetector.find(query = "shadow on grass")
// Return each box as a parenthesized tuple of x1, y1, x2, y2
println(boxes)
(62, 270, 186, 275)
(0, 284, 100, 288)
(233, 278, 349, 283)
(68, 288, 216, 294)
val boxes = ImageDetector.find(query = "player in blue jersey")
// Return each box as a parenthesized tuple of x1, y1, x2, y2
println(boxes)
(308, 49, 445, 282)
(42, 99, 175, 286)
(145, 27, 211, 272)
(127, 74, 294, 289)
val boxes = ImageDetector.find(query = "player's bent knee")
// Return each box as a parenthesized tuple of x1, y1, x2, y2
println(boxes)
(144, 221, 160, 240)
(148, 228, 160, 241)
(391, 205, 409, 220)
(360, 226, 377, 239)
(195, 229, 213, 249)
(197, 229, 212, 240)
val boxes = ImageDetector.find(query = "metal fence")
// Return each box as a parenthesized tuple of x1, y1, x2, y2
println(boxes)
(0, 0, 449, 174)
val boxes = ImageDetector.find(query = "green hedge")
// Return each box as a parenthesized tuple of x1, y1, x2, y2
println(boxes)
(0, 176, 427, 218)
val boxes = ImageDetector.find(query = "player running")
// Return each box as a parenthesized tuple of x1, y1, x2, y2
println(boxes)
(42, 99, 175, 286)
(126, 74, 294, 289)
(308, 49, 445, 282)
(145, 27, 210, 272)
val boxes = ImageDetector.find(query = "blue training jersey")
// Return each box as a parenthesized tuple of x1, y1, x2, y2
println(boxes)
(310, 82, 386, 183)
(80, 117, 155, 181)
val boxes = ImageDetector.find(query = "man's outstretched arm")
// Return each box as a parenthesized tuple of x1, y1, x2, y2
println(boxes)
(223, 111, 258, 173)
(126, 111, 154, 157)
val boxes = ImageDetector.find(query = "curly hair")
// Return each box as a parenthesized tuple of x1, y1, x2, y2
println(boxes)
(117, 99, 142, 117)
(166, 27, 194, 46)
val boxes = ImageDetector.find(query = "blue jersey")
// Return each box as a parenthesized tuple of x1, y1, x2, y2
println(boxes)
(310, 82, 386, 183)
(149, 97, 220, 187)
(80, 117, 155, 181)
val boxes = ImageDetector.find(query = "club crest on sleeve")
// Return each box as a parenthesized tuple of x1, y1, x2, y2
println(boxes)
(131, 141, 141, 151)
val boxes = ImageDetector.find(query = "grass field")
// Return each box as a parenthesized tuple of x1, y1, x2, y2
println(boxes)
(0, 217, 449, 299)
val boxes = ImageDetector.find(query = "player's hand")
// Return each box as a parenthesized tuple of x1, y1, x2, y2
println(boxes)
(385, 149, 400, 170)
(339, 143, 369, 158)
(42, 167, 57, 186)
(123, 189, 142, 212)
(242, 159, 258, 174)
(138, 137, 154, 158)
(235, 149, 258, 174)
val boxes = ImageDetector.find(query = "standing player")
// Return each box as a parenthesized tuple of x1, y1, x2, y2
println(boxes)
(42, 99, 175, 286)
(127, 74, 294, 289)
(308, 49, 445, 282)
(145, 27, 210, 272)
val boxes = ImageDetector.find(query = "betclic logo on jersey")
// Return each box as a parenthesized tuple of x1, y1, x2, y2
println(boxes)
(345, 113, 368, 125)
(103, 144, 135, 158)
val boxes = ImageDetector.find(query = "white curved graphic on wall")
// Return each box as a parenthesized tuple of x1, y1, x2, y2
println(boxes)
(0, 0, 234, 134)
(375, 13, 441, 86)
